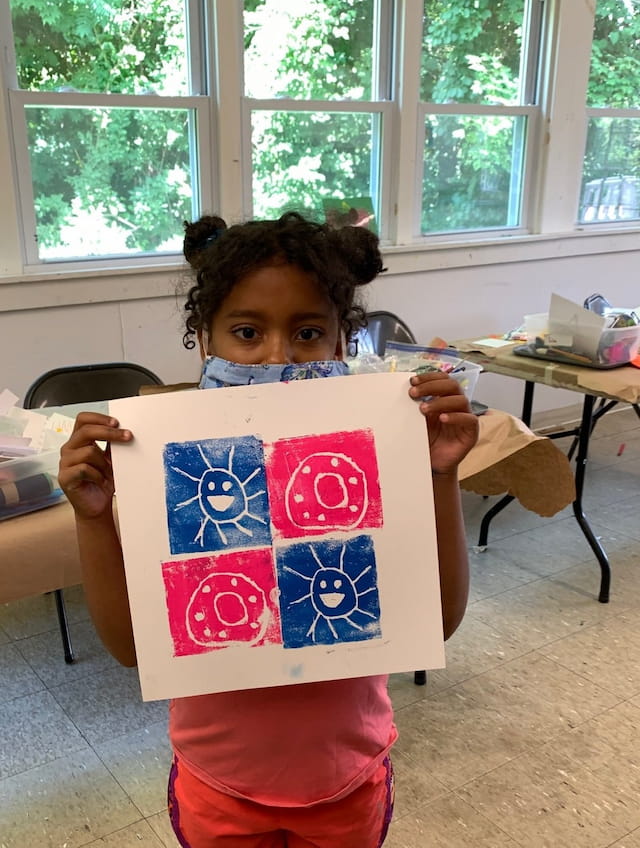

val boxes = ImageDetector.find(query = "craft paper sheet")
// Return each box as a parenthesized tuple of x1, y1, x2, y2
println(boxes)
(110, 372, 445, 701)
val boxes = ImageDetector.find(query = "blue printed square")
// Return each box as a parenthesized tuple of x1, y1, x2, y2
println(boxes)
(275, 535, 382, 649)
(163, 436, 271, 554)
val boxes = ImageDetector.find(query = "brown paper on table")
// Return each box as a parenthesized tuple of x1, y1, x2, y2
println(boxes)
(0, 501, 82, 603)
(458, 410, 575, 517)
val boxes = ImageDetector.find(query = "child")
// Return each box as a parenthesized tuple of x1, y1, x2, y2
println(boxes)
(58, 212, 479, 848)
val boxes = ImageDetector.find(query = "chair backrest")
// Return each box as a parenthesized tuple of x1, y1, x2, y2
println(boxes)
(354, 310, 417, 357)
(23, 362, 164, 409)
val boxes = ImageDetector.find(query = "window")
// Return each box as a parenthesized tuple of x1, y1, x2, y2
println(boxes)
(579, 0, 640, 225)
(243, 0, 392, 233)
(6, 0, 209, 262)
(418, 0, 543, 236)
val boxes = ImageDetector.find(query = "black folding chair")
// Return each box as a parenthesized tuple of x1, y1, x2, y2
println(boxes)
(23, 362, 163, 663)
(352, 310, 417, 356)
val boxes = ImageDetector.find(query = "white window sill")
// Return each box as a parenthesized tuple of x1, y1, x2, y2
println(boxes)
(2, 227, 640, 312)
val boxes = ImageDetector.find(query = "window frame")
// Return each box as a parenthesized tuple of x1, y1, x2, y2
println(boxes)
(412, 102, 539, 241)
(3, 0, 217, 268)
(241, 99, 395, 240)
(239, 0, 395, 238)
(413, 0, 545, 240)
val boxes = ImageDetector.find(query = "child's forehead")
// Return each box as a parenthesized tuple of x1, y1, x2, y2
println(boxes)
(230, 262, 328, 298)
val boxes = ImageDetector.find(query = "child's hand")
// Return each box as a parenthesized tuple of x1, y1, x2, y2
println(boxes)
(58, 412, 133, 520)
(409, 372, 479, 475)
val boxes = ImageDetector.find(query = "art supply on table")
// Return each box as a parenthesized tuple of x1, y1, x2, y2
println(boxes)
(0, 473, 55, 508)
(515, 294, 640, 368)
(0, 390, 77, 519)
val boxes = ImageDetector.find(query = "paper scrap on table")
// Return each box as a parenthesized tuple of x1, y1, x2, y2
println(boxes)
(0, 390, 19, 416)
(472, 338, 512, 348)
(109, 372, 446, 701)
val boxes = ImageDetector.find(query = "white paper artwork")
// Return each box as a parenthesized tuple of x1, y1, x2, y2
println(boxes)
(109, 372, 445, 701)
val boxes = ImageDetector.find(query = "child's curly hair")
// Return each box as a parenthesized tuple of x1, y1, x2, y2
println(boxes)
(181, 212, 385, 350)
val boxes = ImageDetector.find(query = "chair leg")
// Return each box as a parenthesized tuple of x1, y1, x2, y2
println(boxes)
(414, 670, 427, 685)
(54, 589, 75, 664)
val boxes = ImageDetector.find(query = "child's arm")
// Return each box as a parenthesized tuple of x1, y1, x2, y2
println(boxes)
(58, 412, 137, 666)
(409, 372, 479, 640)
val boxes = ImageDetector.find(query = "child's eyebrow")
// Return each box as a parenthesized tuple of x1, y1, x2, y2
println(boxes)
(224, 309, 332, 321)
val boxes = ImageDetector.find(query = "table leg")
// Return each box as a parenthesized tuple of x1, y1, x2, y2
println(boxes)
(54, 589, 75, 664)
(475, 383, 612, 603)
(572, 394, 610, 603)
(477, 494, 516, 547)
(566, 398, 618, 461)
(520, 378, 535, 426)
(476, 380, 535, 547)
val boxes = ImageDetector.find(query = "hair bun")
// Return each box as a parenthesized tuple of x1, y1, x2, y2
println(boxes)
(183, 215, 228, 267)
(331, 225, 385, 284)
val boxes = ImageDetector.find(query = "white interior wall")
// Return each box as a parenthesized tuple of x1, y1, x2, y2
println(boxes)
(3, 246, 639, 417)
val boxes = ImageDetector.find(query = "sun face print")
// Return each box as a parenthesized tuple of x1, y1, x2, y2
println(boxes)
(275, 535, 382, 649)
(163, 436, 272, 554)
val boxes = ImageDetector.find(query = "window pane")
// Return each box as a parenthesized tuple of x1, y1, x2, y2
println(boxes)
(12, 0, 188, 95)
(579, 118, 640, 223)
(421, 0, 527, 105)
(587, 0, 640, 108)
(251, 111, 379, 220)
(25, 106, 195, 259)
(421, 114, 526, 233)
(244, 0, 375, 100)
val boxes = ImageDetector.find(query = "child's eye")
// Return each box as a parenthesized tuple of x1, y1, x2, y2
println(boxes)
(297, 327, 323, 341)
(232, 326, 258, 341)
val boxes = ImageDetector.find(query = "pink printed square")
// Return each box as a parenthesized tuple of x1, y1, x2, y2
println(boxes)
(162, 549, 282, 657)
(266, 429, 383, 538)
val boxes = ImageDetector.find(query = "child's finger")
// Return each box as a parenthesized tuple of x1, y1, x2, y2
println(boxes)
(418, 394, 471, 417)
(63, 423, 133, 450)
(72, 411, 120, 431)
(59, 461, 112, 491)
(409, 372, 462, 399)
(436, 410, 479, 431)
(60, 444, 114, 478)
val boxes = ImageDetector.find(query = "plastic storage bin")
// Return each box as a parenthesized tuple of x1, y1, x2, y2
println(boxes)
(597, 322, 640, 366)
(522, 310, 640, 366)
(383, 342, 483, 400)
(0, 450, 65, 521)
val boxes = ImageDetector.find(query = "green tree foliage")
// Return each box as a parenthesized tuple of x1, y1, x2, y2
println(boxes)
(421, 0, 521, 104)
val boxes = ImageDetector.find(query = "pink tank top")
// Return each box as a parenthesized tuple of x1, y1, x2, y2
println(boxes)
(169, 675, 397, 807)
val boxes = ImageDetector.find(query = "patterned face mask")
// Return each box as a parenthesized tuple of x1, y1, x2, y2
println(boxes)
(199, 356, 349, 389)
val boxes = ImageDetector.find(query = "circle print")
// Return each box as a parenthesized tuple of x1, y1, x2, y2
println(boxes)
(285, 452, 368, 529)
(186, 572, 268, 647)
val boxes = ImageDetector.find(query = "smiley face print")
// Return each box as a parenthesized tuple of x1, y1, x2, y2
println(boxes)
(164, 436, 272, 554)
(276, 535, 382, 649)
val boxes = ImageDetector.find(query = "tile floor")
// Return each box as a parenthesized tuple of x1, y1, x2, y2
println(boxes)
(2, 406, 640, 847)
